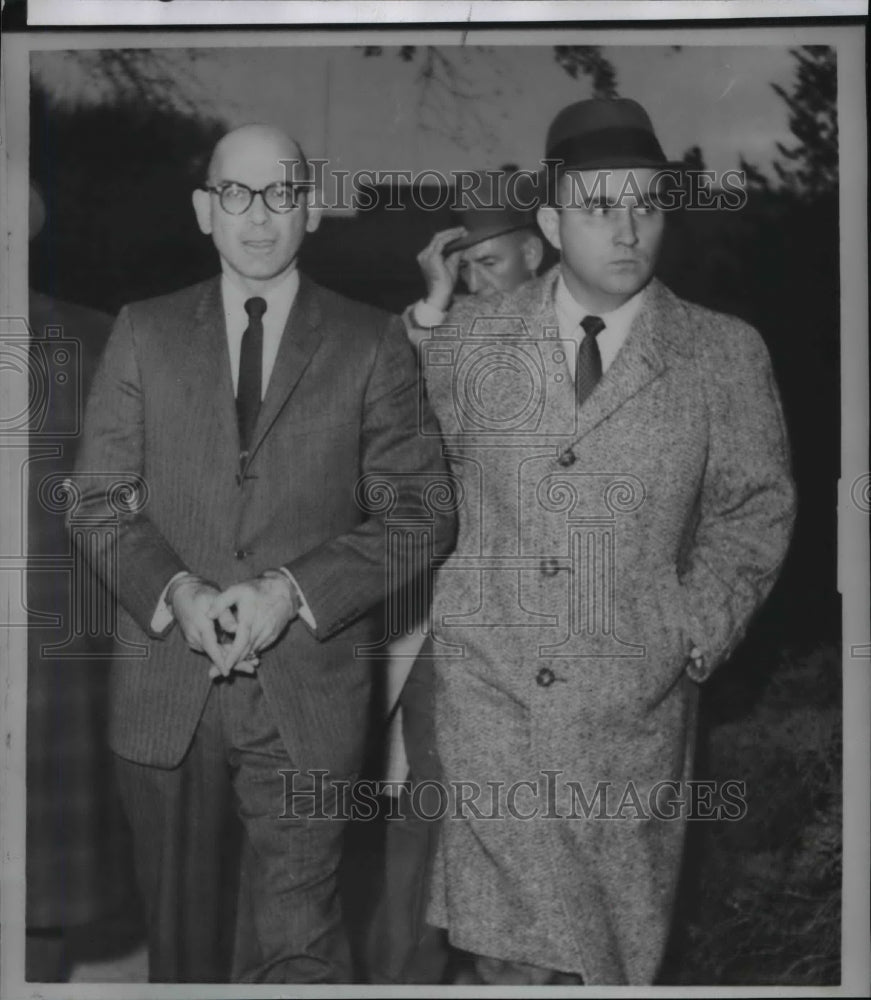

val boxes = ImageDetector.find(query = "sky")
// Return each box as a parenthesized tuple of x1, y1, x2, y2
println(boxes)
(32, 43, 800, 180)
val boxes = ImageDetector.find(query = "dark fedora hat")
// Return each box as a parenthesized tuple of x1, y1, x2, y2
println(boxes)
(444, 169, 539, 254)
(545, 97, 679, 173)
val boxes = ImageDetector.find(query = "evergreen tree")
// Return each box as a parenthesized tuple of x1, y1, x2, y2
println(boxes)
(552, 46, 618, 98)
(771, 46, 838, 199)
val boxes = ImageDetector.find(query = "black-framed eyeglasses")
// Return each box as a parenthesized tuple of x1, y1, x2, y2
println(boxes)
(201, 181, 312, 215)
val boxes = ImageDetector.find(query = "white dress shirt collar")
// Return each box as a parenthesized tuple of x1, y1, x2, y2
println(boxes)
(553, 273, 647, 374)
(221, 269, 300, 398)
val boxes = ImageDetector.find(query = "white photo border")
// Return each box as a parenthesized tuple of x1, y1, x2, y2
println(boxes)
(1, 15, 867, 1000)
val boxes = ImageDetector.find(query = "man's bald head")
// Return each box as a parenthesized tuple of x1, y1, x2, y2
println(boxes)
(205, 125, 311, 187)
(192, 123, 321, 294)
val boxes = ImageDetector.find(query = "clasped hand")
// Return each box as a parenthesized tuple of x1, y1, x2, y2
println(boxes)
(169, 572, 299, 680)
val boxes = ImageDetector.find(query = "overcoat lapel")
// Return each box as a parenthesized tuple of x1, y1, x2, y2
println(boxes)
(540, 325, 581, 443)
(567, 278, 691, 445)
(247, 274, 323, 462)
(525, 272, 672, 445)
(570, 293, 665, 443)
(524, 271, 579, 443)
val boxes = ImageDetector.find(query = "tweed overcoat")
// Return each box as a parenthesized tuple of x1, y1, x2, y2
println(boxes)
(421, 267, 796, 983)
(70, 274, 454, 779)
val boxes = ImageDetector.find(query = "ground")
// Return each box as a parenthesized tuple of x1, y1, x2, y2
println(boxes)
(53, 644, 842, 987)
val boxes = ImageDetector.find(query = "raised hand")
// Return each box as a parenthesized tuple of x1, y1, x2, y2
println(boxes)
(416, 227, 468, 312)
(208, 570, 299, 673)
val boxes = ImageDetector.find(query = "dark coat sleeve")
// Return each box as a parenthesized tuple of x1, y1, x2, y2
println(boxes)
(284, 315, 456, 640)
(69, 306, 189, 635)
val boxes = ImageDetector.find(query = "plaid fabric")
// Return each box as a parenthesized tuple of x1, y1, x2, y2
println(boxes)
(26, 293, 137, 927)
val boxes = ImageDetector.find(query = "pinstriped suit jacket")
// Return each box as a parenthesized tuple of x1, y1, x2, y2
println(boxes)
(71, 273, 454, 775)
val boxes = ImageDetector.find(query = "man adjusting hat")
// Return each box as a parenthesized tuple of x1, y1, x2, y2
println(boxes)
(405, 167, 545, 332)
(369, 166, 546, 984)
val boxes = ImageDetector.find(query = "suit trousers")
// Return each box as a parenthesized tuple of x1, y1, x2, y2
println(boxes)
(115, 672, 351, 983)
(367, 637, 449, 983)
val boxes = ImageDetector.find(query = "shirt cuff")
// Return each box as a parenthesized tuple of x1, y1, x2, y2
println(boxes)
(412, 299, 447, 329)
(151, 570, 193, 634)
(278, 567, 317, 630)
(382, 708, 412, 791)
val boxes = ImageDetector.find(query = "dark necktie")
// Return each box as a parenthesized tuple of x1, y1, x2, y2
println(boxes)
(574, 314, 606, 407)
(237, 296, 267, 456)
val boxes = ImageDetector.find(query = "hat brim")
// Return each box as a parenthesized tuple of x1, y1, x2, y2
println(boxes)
(544, 157, 687, 176)
(444, 221, 536, 255)
(536, 159, 687, 206)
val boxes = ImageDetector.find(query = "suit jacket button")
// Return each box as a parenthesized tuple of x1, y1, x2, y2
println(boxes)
(540, 557, 559, 577)
(235, 549, 247, 560)
(536, 667, 555, 688)
(557, 449, 576, 467)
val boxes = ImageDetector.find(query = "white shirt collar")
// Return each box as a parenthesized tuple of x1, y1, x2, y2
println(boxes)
(554, 273, 646, 374)
(221, 268, 300, 397)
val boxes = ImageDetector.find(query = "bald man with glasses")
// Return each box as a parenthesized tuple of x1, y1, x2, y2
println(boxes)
(71, 124, 454, 984)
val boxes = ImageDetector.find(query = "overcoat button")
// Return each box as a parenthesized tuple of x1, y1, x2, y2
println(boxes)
(686, 653, 707, 683)
(536, 667, 556, 688)
(540, 557, 559, 577)
(557, 449, 576, 467)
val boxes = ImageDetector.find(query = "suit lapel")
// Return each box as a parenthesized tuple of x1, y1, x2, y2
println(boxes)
(246, 274, 323, 463)
(183, 277, 240, 454)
